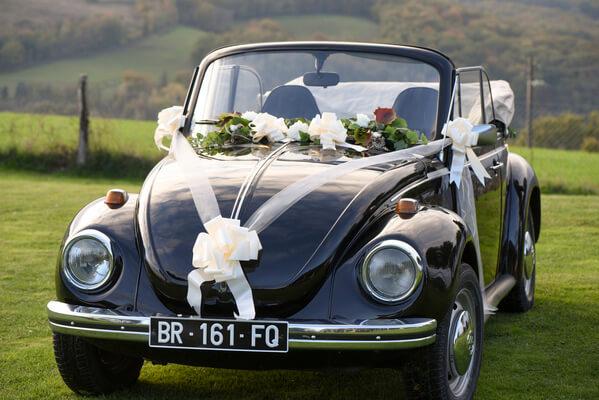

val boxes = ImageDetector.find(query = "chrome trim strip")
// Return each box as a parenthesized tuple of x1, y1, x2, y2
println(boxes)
(289, 335, 436, 350)
(47, 301, 436, 350)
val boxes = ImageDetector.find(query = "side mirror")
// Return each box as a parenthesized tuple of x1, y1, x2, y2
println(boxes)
(473, 124, 498, 146)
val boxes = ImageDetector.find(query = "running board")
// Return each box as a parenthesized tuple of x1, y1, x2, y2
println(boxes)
(483, 274, 517, 322)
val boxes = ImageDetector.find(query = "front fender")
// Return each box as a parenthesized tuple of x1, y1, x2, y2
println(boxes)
(499, 152, 541, 279)
(55, 195, 142, 310)
(329, 206, 472, 323)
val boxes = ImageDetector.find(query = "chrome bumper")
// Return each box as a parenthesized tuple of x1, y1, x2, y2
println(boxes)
(47, 301, 436, 351)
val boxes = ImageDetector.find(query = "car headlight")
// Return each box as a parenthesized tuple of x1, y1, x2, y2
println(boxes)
(62, 229, 114, 291)
(360, 240, 423, 303)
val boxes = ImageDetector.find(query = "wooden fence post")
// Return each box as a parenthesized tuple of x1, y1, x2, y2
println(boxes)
(76, 74, 89, 166)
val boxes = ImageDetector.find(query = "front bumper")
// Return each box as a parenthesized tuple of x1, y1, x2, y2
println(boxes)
(47, 301, 436, 351)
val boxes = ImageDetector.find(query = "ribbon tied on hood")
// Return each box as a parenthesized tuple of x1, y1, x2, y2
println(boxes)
(443, 117, 491, 188)
(154, 106, 261, 320)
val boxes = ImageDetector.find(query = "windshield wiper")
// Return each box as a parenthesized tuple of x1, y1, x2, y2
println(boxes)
(194, 119, 219, 125)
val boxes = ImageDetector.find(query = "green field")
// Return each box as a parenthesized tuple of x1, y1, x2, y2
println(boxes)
(1, 112, 598, 398)
(0, 26, 207, 89)
(0, 112, 159, 179)
(270, 15, 379, 40)
(2, 112, 599, 192)
(0, 169, 597, 399)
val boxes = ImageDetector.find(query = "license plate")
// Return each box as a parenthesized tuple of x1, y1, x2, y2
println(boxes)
(149, 317, 288, 353)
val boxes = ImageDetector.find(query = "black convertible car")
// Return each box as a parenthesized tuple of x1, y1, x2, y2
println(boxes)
(47, 42, 540, 400)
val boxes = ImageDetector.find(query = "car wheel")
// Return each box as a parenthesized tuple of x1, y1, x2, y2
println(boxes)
(53, 333, 143, 395)
(403, 264, 484, 400)
(500, 207, 536, 312)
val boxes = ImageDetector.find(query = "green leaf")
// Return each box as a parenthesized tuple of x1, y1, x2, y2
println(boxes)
(299, 131, 311, 143)
(405, 129, 419, 144)
(354, 128, 372, 146)
(383, 125, 396, 135)
(391, 117, 408, 128)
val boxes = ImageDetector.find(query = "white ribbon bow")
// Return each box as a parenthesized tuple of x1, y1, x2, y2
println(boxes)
(443, 118, 491, 187)
(188, 216, 262, 320)
(154, 106, 261, 320)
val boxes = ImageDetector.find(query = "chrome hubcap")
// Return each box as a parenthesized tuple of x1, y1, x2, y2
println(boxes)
(523, 230, 536, 298)
(447, 288, 477, 397)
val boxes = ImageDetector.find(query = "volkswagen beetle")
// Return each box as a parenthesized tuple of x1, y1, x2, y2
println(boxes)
(47, 42, 540, 400)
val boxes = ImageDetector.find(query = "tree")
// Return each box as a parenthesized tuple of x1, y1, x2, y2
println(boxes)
(0, 39, 26, 67)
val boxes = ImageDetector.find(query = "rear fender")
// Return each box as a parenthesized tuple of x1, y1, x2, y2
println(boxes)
(498, 152, 541, 279)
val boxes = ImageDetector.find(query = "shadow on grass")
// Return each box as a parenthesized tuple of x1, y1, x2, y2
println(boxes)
(0, 147, 160, 180)
(110, 367, 405, 400)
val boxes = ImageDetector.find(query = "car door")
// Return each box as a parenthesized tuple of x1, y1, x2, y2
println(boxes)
(456, 69, 503, 286)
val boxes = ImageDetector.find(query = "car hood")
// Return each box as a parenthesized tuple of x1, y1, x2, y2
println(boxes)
(137, 147, 425, 317)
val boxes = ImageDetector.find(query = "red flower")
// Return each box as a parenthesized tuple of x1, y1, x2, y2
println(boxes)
(374, 107, 396, 124)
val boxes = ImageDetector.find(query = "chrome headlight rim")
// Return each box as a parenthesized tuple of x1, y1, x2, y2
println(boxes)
(359, 240, 424, 304)
(62, 229, 114, 292)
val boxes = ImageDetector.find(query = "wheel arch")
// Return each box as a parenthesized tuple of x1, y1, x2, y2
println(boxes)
(498, 152, 541, 279)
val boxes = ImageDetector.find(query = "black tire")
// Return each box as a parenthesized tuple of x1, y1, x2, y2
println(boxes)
(500, 207, 536, 312)
(403, 264, 484, 400)
(53, 333, 143, 395)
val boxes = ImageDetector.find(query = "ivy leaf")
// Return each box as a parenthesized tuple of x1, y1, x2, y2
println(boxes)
(229, 116, 249, 126)
(299, 131, 311, 143)
(405, 129, 419, 144)
(391, 118, 408, 129)
(354, 128, 372, 146)
(383, 125, 396, 136)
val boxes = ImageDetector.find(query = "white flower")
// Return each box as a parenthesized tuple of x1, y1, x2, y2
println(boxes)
(287, 121, 309, 141)
(154, 106, 183, 151)
(250, 112, 288, 143)
(308, 112, 347, 150)
(355, 113, 370, 128)
(241, 111, 258, 121)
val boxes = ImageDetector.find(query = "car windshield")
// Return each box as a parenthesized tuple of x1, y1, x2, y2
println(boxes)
(193, 50, 441, 138)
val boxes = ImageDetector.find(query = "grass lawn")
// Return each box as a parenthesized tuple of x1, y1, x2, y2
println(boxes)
(511, 145, 599, 195)
(1, 165, 598, 398)
(0, 26, 206, 89)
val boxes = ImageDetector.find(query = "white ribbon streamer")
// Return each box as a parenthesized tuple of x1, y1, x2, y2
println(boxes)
(245, 140, 444, 233)
(155, 105, 489, 321)
(442, 118, 490, 188)
(155, 107, 260, 320)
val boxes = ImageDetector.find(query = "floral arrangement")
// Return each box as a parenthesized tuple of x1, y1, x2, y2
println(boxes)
(194, 107, 428, 153)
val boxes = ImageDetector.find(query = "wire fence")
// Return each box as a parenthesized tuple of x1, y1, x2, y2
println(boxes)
(512, 60, 599, 152)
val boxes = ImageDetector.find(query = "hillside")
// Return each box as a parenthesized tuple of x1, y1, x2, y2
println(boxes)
(0, 0, 137, 35)
(0, 1, 596, 127)
(268, 15, 378, 40)
(0, 26, 207, 89)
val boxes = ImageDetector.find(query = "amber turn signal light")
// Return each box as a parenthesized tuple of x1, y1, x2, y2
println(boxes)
(396, 198, 419, 216)
(105, 189, 129, 209)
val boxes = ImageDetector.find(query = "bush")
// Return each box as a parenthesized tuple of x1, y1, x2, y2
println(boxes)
(515, 111, 599, 150)
(581, 137, 599, 153)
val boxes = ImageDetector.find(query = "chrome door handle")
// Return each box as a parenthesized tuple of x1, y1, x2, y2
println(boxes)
(490, 162, 504, 171)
